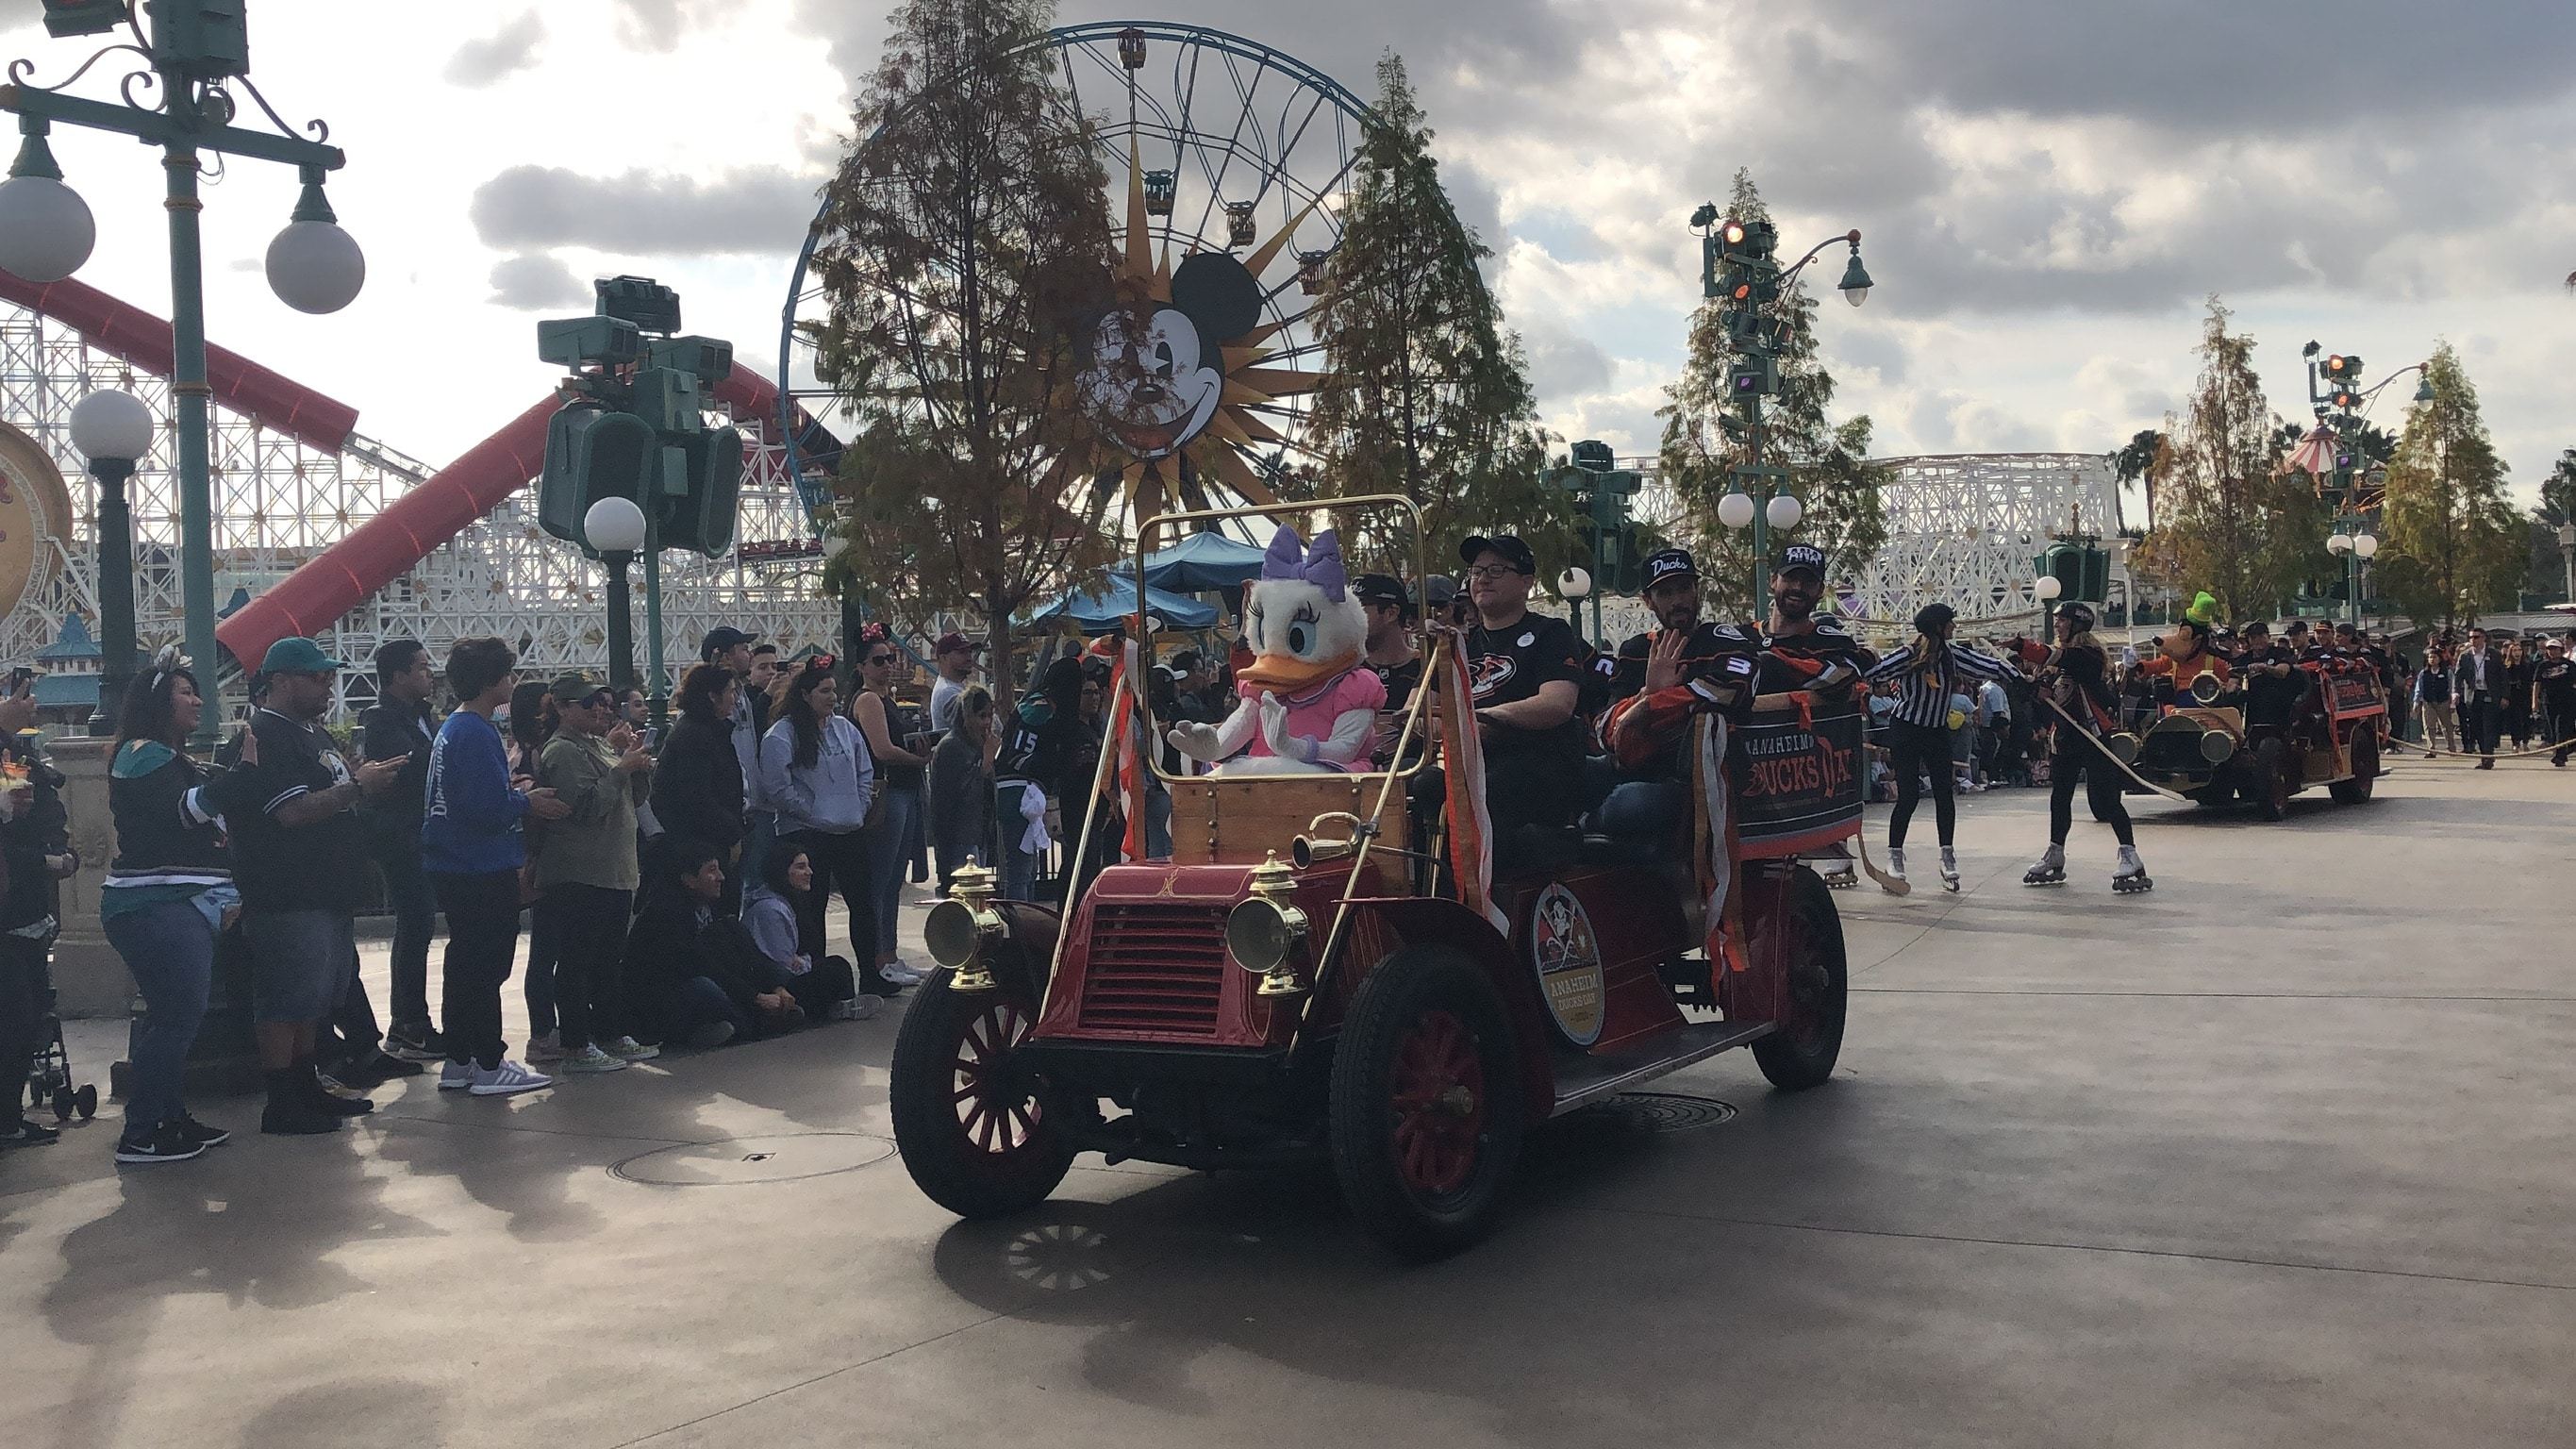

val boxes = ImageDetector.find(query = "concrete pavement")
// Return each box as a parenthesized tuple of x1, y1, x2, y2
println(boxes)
(4, 758, 2572, 1447)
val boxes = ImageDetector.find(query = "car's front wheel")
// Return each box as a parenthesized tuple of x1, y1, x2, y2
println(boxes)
(889, 973, 1074, 1220)
(1330, 946, 1524, 1260)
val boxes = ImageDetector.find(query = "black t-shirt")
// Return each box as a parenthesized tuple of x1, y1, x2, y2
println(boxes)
(1372, 656, 1425, 714)
(2537, 656, 2576, 708)
(1466, 613, 1587, 760)
(2240, 643, 2302, 726)
(225, 708, 374, 913)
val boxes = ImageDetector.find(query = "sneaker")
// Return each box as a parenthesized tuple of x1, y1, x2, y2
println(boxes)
(880, 961, 927, 987)
(839, 994, 884, 1021)
(385, 1022, 446, 1060)
(175, 1114, 230, 1147)
(336, 1049, 424, 1085)
(524, 1030, 565, 1063)
(603, 1036, 660, 1062)
(259, 1102, 342, 1136)
(0, 1117, 61, 1148)
(115, 1123, 205, 1164)
(468, 1059, 552, 1097)
(437, 1059, 476, 1091)
(860, 968, 907, 999)
(686, 1020, 737, 1050)
(558, 1043, 627, 1074)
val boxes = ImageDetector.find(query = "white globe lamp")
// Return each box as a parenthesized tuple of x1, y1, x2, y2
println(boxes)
(583, 495, 648, 555)
(0, 173, 94, 283)
(1557, 566, 1592, 601)
(2033, 574, 2063, 601)
(1715, 491, 1755, 530)
(2326, 532, 2352, 555)
(70, 389, 153, 463)
(265, 172, 365, 315)
(2352, 534, 2378, 559)
(1766, 492, 1803, 530)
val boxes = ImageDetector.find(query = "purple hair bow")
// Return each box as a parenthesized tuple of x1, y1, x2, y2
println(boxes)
(1260, 525, 1346, 604)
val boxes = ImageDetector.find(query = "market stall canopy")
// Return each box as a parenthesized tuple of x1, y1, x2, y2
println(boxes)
(1022, 578, 1221, 634)
(1138, 529, 1269, 591)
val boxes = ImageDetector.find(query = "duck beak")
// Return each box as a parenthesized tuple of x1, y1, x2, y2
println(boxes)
(1238, 649, 1358, 694)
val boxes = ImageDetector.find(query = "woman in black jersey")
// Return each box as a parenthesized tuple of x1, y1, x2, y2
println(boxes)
(2020, 603, 2150, 892)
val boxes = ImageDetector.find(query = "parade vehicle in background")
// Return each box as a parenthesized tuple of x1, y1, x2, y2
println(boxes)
(2119, 658, 2385, 819)
(887, 499, 1856, 1259)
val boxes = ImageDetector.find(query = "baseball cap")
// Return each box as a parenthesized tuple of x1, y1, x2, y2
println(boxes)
(1458, 534, 1537, 575)
(1352, 573, 1410, 609)
(1774, 543, 1827, 578)
(259, 637, 346, 675)
(1423, 575, 1459, 610)
(550, 670, 612, 706)
(1642, 547, 1698, 591)
(700, 625, 758, 660)
(931, 630, 982, 657)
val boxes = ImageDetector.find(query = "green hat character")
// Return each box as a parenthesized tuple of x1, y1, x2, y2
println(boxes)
(2184, 591, 2220, 626)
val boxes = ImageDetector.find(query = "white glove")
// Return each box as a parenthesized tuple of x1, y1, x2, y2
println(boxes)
(1167, 722, 1222, 761)
(1256, 691, 1305, 761)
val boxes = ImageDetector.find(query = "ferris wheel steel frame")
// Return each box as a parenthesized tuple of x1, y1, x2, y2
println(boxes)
(775, 21, 1372, 538)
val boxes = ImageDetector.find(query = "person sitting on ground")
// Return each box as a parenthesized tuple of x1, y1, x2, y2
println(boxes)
(623, 838, 801, 1048)
(741, 846, 871, 1020)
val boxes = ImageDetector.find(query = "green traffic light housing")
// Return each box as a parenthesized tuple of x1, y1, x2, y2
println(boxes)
(145, 0, 252, 79)
(42, 0, 126, 38)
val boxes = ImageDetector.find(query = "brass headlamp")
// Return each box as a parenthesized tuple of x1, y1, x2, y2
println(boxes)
(1225, 852, 1310, 999)
(923, 858, 1008, 993)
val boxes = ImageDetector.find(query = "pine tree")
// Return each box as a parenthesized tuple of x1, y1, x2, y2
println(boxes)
(1657, 169, 1886, 617)
(2131, 297, 2315, 621)
(2375, 343, 2524, 630)
(807, 0, 1119, 699)
(1307, 52, 1571, 574)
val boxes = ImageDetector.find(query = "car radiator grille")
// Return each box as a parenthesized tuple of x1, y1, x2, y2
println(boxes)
(1078, 903, 1232, 1037)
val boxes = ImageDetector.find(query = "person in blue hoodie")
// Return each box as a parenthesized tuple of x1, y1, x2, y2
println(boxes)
(422, 637, 569, 1097)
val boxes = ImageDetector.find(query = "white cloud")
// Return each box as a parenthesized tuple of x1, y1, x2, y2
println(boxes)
(444, 11, 544, 88)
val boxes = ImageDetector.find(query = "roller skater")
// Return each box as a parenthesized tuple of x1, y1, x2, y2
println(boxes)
(2016, 601, 2148, 895)
(1885, 845, 1906, 885)
(1860, 603, 2015, 895)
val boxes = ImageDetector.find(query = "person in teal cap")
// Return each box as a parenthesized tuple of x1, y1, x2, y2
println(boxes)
(217, 636, 410, 1134)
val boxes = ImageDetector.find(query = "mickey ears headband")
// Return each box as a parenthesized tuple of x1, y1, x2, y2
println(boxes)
(145, 643, 190, 692)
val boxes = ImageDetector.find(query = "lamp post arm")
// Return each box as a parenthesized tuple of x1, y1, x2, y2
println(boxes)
(0, 82, 341, 170)
(1775, 229, 1863, 290)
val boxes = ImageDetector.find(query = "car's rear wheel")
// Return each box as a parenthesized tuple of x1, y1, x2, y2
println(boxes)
(1751, 865, 1849, 1091)
(1330, 946, 1523, 1260)
(2329, 728, 2378, 804)
(2250, 737, 2290, 821)
(890, 973, 1074, 1220)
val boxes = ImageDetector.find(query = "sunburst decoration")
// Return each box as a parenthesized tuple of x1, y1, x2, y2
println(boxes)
(1066, 132, 1333, 527)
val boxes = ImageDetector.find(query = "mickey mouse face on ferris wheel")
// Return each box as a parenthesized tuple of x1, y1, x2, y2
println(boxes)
(1076, 251, 1265, 462)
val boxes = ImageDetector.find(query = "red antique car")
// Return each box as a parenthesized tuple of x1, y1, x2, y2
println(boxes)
(889, 501, 1853, 1258)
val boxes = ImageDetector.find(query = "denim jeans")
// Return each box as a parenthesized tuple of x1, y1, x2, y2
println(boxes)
(864, 785, 923, 958)
(522, 893, 562, 1037)
(648, 974, 751, 1044)
(106, 899, 216, 1130)
(366, 819, 439, 1027)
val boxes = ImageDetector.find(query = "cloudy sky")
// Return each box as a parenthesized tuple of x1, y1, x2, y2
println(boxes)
(6, 0, 2571, 511)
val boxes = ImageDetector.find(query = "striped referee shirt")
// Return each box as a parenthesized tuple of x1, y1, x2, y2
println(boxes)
(1861, 641, 2017, 728)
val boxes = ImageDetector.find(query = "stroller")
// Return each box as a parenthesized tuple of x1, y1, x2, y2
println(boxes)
(21, 951, 96, 1123)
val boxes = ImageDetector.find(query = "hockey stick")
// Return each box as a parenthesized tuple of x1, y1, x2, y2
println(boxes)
(2037, 697, 2195, 804)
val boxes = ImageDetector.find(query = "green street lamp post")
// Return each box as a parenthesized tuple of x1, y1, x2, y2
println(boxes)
(1690, 205, 1871, 611)
(0, 3, 361, 749)
(584, 496, 648, 694)
(68, 385, 151, 731)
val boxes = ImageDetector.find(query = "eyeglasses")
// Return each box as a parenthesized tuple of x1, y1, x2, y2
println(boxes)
(1465, 564, 1526, 582)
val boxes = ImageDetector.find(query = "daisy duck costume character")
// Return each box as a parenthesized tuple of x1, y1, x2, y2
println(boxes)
(1168, 525, 1387, 775)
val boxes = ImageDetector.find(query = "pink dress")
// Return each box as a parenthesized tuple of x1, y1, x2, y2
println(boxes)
(1238, 667, 1388, 771)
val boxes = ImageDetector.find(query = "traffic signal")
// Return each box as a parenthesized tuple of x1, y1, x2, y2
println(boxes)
(42, 1, 125, 38)
(2320, 353, 2364, 408)
(539, 405, 654, 554)
(536, 276, 740, 560)
(145, 0, 251, 78)
(658, 426, 744, 557)
(1728, 357, 1779, 397)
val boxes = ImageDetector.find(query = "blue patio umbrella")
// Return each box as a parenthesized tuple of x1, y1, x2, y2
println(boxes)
(1137, 529, 1270, 591)
(1022, 579, 1220, 635)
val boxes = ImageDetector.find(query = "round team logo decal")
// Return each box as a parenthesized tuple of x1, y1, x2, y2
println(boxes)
(1530, 883, 1605, 1046)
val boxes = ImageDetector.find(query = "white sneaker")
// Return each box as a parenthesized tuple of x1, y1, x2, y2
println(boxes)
(524, 1031, 564, 1063)
(880, 961, 927, 987)
(469, 1059, 553, 1096)
(559, 1043, 627, 1074)
(437, 1060, 475, 1091)
(604, 1035, 659, 1062)
(846, 993, 884, 1021)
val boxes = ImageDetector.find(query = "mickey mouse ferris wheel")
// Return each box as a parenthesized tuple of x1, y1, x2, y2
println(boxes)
(775, 22, 1372, 536)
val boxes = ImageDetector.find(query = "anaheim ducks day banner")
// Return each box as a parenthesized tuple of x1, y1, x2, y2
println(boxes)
(1728, 705, 1865, 854)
